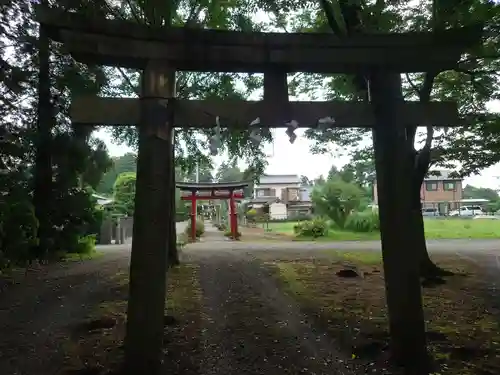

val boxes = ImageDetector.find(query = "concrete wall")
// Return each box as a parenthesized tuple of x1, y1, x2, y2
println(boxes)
(269, 202, 287, 219)
(99, 216, 134, 245)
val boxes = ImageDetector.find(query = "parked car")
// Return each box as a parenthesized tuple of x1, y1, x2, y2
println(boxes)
(449, 205, 485, 217)
(422, 208, 440, 217)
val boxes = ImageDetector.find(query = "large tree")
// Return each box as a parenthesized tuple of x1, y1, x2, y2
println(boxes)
(272, 0, 498, 370)
(463, 184, 499, 201)
(215, 162, 244, 182)
(113, 172, 137, 217)
(1, 0, 112, 265)
(311, 178, 364, 229)
(298, 0, 500, 279)
(96, 152, 137, 195)
(184, 160, 215, 183)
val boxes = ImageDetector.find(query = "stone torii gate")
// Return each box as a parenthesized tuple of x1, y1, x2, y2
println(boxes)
(36, 5, 481, 375)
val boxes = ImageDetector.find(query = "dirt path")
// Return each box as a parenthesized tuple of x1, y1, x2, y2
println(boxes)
(192, 225, 500, 374)
(196, 248, 364, 375)
(187, 236, 500, 255)
(0, 248, 130, 375)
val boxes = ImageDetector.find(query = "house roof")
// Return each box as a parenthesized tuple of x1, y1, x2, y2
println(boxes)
(258, 174, 300, 184)
(425, 170, 462, 181)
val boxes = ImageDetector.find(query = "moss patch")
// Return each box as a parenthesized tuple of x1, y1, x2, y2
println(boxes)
(62, 264, 202, 375)
(267, 252, 500, 374)
(63, 251, 105, 262)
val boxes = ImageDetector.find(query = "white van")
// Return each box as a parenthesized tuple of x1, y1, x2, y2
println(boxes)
(449, 205, 485, 217)
(422, 207, 440, 217)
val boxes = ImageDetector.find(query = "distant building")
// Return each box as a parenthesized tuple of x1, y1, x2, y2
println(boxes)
(249, 174, 313, 219)
(373, 170, 463, 214)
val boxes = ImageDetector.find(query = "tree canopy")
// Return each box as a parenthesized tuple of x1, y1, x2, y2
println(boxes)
(113, 172, 137, 217)
(463, 184, 499, 201)
(96, 153, 137, 195)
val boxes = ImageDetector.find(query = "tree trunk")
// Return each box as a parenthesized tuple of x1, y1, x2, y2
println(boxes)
(370, 71, 429, 372)
(410, 187, 436, 275)
(410, 157, 453, 278)
(33, 20, 53, 262)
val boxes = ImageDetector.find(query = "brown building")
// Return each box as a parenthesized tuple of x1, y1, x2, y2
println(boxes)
(373, 170, 463, 213)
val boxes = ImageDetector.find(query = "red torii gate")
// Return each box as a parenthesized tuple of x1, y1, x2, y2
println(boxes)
(176, 181, 250, 241)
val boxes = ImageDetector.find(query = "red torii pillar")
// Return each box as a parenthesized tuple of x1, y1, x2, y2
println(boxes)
(188, 191, 238, 241)
(190, 191, 197, 242)
(229, 190, 238, 239)
(177, 183, 248, 242)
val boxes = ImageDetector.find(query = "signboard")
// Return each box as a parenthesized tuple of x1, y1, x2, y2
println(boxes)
(180, 189, 244, 198)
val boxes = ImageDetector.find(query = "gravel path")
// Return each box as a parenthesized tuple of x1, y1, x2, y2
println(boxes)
(186, 237, 500, 254)
(197, 251, 362, 375)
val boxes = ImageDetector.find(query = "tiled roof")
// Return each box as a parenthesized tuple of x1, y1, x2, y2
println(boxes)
(258, 174, 300, 184)
(176, 181, 251, 190)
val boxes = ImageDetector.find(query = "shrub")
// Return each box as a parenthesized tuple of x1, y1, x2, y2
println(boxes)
(185, 219, 205, 238)
(246, 209, 257, 223)
(345, 211, 380, 233)
(0, 200, 39, 265)
(293, 218, 328, 238)
(74, 234, 97, 255)
(88, 207, 104, 243)
(224, 230, 241, 240)
(311, 179, 364, 229)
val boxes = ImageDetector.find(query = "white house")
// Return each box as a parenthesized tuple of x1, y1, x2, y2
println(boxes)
(250, 174, 313, 219)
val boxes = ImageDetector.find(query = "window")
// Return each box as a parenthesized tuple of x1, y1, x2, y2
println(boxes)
(425, 182, 438, 191)
(256, 188, 275, 197)
(443, 181, 456, 191)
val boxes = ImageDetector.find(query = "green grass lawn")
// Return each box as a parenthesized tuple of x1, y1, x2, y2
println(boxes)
(266, 218, 500, 241)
